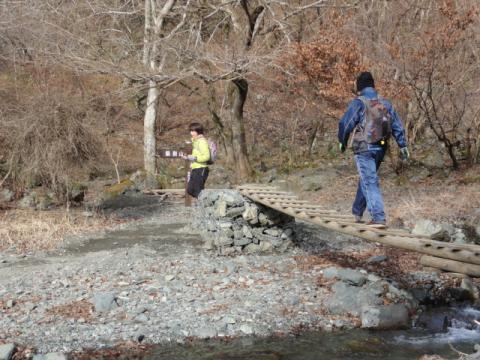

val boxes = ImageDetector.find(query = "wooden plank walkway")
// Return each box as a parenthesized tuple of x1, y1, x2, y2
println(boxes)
(237, 184, 480, 277)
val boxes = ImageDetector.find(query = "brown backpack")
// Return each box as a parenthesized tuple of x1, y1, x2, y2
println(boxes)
(353, 96, 392, 145)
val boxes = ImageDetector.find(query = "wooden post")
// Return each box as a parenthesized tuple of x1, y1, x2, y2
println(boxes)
(185, 162, 192, 207)
(184, 142, 193, 207)
(156, 145, 191, 206)
(420, 255, 480, 277)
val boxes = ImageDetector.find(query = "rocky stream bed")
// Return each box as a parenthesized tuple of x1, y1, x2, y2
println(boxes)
(1, 191, 479, 359)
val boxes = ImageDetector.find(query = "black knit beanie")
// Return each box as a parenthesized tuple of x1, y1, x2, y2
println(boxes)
(356, 72, 375, 92)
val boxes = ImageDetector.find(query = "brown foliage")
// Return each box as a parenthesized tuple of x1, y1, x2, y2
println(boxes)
(285, 11, 363, 118)
(348, 0, 480, 167)
(3, 95, 102, 194)
(0, 0, 479, 188)
(0, 67, 108, 195)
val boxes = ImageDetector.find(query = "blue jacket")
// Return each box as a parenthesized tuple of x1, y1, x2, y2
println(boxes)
(338, 87, 407, 151)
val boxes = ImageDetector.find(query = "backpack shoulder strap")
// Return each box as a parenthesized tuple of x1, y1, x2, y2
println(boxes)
(357, 95, 368, 106)
(356, 96, 370, 126)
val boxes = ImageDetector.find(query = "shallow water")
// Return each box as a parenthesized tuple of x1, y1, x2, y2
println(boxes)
(145, 328, 476, 360)
(144, 307, 480, 360)
(64, 222, 203, 256)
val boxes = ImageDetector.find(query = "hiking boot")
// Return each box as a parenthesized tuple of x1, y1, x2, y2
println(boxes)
(354, 215, 364, 224)
(366, 220, 387, 229)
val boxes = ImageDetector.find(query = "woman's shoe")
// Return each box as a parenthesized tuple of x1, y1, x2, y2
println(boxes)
(366, 220, 387, 229)
(354, 215, 365, 224)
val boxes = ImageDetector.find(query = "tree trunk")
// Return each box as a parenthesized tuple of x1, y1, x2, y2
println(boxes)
(144, 80, 159, 189)
(229, 78, 251, 181)
(141, 0, 176, 189)
(446, 142, 459, 170)
(307, 120, 320, 157)
(206, 82, 236, 165)
(223, 134, 236, 166)
(475, 133, 480, 164)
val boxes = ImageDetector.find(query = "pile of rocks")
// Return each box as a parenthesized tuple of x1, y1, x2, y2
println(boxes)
(412, 219, 480, 244)
(195, 190, 296, 255)
(321, 267, 415, 330)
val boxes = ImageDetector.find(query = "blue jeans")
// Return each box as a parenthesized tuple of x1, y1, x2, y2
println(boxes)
(352, 149, 386, 222)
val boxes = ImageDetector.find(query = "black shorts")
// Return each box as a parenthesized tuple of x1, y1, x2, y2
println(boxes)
(187, 167, 209, 198)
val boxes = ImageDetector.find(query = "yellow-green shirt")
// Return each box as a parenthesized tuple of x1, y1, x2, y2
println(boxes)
(191, 136, 210, 169)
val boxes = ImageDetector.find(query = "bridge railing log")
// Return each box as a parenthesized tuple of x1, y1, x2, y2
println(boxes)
(420, 255, 480, 278)
(238, 187, 480, 276)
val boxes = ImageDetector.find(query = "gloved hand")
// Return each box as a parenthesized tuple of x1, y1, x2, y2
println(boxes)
(185, 155, 197, 162)
(399, 147, 410, 161)
(339, 143, 346, 153)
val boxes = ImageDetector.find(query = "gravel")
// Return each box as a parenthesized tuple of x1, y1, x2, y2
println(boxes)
(0, 204, 335, 353)
(0, 197, 467, 354)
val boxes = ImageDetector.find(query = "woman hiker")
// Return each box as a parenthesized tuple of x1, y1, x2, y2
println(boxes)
(183, 122, 210, 199)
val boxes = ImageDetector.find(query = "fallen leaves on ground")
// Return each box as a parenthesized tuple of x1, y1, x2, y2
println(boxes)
(45, 300, 94, 322)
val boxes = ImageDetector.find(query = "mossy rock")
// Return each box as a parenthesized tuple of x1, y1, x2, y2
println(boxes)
(129, 170, 147, 186)
(19, 187, 57, 209)
(128, 170, 173, 190)
(36, 193, 56, 209)
(156, 174, 170, 189)
(103, 179, 135, 199)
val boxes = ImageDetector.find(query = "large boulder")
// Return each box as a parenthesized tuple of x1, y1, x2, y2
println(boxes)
(322, 267, 367, 286)
(420, 148, 445, 168)
(361, 304, 410, 330)
(325, 281, 384, 316)
(465, 345, 480, 360)
(103, 179, 136, 200)
(288, 168, 338, 193)
(0, 344, 15, 360)
(17, 189, 55, 210)
(460, 278, 480, 302)
(0, 189, 14, 203)
(91, 292, 118, 312)
(412, 220, 452, 241)
(18, 193, 36, 209)
(193, 327, 217, 339)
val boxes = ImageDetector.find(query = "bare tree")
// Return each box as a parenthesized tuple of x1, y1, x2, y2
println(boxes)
(1, 0, 197, 188)
(186, 0, 343, 180)
(348, 0, 480, 168)
(142, 0, 178, 188)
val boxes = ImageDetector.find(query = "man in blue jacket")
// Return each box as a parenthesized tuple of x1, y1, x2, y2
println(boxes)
(338, 72, 409, 228)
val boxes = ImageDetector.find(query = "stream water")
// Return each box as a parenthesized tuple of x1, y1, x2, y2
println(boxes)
(145, 310, 480, 359)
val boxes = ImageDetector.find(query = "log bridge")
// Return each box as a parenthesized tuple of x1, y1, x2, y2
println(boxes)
(237, 184, 480, 278)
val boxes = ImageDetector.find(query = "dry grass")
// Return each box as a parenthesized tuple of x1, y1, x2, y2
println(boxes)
(0, 209, 126, 252)
(311, 163, 480, 227)
(294, 247, 423, 287)
(389, 183, 480, 226)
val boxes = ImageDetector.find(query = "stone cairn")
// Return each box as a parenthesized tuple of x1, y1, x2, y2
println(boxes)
(195, 190, 296, 255)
